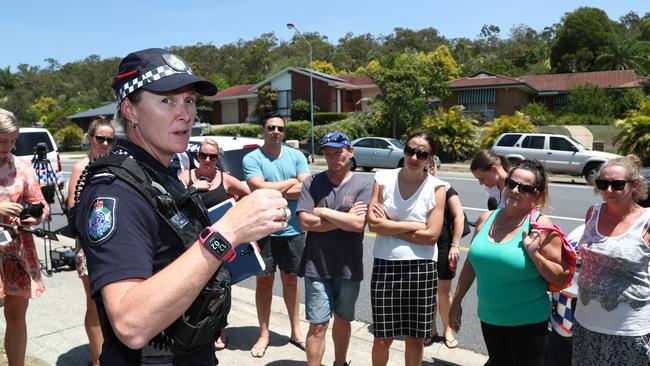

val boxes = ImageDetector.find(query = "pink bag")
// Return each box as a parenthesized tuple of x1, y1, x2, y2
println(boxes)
(529, 209, 577, 292)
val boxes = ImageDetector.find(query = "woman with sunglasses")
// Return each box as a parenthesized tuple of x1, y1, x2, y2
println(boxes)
(72, 48, 288, 365)
(179, 138, 250, 206)
(66, 116, 114, 366)
(449, 159, 568, 366)
(470, 150, 510, 209)
(572, 155, 650, 366)
(367, 131, 446, 366)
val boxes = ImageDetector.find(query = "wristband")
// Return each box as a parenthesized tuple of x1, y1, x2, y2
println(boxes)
(450, 243, 460, 248)
(198, 227, 236, 262)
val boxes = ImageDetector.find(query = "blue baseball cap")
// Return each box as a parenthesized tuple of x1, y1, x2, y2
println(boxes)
(112, 48, 218, 104)
(319, 131, 352, 152)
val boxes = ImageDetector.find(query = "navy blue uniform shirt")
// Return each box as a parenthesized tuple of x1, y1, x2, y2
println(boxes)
(75, 139, 213, 365)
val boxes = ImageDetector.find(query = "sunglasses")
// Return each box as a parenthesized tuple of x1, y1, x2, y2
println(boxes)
(404, 146, 431, 161)
(320, 132, 349, 145)
(265, 125, 285, 133)
(197, 152, 219, 160)
(93, 135, 114, 145)
(505, 177, 538, 194)
(595, 179, 628, 191)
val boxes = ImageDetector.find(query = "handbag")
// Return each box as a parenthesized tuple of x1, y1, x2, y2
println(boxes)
(529, 208, 577, 292)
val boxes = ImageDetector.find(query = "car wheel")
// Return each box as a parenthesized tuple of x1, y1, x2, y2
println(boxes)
(349, 158, 357, 171)
(584, 162, 602, 184)
(398, 158, 404, 168)
(362, 167, 374, 172)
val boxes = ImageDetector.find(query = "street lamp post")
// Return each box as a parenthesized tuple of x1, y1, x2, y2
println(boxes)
(287, 23, 315, 159)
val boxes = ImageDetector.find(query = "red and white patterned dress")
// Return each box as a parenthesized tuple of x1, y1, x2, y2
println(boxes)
(0, 154, 48, 299)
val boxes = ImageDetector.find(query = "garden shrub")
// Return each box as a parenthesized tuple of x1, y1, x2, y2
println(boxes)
(520, 102, 556, 126)
(421, 105, 480, 162)
(480, 112, 537, 149)
(290, 99, 320, 121)
(54, 124, 84, 150)
(205, 124, 261, 137)
(314, 112, 347, 125)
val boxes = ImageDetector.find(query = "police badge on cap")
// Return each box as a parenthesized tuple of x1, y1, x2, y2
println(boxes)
(112, 48, 218, 104)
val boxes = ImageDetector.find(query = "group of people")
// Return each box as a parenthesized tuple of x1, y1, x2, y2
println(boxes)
(0, 46, 647, 366)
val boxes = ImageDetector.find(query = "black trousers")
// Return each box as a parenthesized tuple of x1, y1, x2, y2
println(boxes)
(481, 321, 548, 366)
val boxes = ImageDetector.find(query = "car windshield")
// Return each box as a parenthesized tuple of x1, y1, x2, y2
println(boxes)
(12, 132, 54, 156)
(388, 139, 404, 149)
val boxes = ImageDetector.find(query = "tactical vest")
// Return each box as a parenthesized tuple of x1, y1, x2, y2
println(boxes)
(72, 151, 231, 364)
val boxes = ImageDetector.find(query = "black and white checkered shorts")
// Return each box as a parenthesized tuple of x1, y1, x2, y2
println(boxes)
(370, 258, 437, 339)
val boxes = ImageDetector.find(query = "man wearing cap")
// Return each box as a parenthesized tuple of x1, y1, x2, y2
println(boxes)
(243, 113, 310, 357)
(297, 131, 371, 366)
(73, 48, 288, 365)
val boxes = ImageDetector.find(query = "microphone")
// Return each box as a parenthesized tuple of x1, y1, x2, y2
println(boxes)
(487, 197, 498, 210)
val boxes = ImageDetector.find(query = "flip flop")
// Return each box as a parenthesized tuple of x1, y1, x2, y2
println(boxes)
(250, 341, 269, 358)
(289, 338, 306, 352)
(444, 336, 459, 349)
(423, 334, 443, 347)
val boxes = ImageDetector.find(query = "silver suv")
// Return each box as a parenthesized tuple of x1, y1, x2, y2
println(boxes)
(491, 132, 620, 182)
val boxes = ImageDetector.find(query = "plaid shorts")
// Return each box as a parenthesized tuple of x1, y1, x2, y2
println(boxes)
(370, 258, 437, 339)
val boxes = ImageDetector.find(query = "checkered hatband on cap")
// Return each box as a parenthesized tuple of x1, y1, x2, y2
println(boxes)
(117, 64, 193, 104)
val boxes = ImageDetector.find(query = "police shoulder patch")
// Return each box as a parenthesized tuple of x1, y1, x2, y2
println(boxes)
(88, 197, 117, 245)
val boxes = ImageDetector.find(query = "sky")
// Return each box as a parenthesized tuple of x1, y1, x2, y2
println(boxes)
(3, 1, 650, 70)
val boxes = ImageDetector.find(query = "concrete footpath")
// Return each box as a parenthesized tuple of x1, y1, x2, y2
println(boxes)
(0, 234, 488, 366)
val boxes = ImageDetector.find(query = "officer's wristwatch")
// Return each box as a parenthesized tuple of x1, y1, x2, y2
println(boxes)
(198, 227, 236, 262)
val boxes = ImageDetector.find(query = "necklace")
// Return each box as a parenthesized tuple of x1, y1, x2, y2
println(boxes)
(491, 213, 527, 231)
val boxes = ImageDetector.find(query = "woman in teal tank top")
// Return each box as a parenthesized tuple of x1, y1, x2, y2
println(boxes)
(449, 160, 570, 366)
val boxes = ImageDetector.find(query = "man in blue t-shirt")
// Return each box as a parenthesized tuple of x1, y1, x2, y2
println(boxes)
(243, 113, 311, 358)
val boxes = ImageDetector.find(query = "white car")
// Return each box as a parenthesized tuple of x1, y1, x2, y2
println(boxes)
(491, 132, 620, 182)
(12, 127, 65, 200)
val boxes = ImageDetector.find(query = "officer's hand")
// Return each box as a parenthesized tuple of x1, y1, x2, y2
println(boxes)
(213, 189, 288, 245)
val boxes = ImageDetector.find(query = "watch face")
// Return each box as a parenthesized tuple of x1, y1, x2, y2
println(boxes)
(206, 234, 230, 257)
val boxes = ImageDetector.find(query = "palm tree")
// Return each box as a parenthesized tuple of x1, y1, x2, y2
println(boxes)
(595, 39, 650, 75)
(614, 115, 650, 165)
(0, 66, 17, 91)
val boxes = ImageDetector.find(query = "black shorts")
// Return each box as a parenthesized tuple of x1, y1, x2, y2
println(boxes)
(436, 240, 456, 280)
(370, 258, 437, 339)
(257, 233, 305, 276)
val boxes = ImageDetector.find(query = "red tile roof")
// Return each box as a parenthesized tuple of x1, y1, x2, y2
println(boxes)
(518, 70, 647, 91)
(340, 74, 375, 85)
(448, 72, 526, 88)
(212, 84, 256, 99)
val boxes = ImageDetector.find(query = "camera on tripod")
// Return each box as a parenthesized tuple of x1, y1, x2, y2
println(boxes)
(33, 142, 49, 162)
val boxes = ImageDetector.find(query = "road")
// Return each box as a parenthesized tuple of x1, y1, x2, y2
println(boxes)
(57, 160, 599, 355)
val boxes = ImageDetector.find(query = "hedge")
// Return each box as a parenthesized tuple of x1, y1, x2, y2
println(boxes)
(314, 112, 347, 125)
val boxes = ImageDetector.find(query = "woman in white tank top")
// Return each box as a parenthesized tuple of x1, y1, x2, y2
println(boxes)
(573, 155, 650, 366)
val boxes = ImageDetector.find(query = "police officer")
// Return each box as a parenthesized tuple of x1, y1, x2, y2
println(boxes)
(73, 48, 290, 365)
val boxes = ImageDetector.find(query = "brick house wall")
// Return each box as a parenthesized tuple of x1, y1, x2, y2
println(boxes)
(291, 72, 331, 112)
(495, 89, 531, 117)
(341, 89, 362, 112)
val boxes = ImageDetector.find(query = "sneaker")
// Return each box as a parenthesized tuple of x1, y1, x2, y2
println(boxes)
(332, 362, 350, 366)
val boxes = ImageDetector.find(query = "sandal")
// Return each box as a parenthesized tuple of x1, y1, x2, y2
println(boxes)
(444, 336, 459, 349)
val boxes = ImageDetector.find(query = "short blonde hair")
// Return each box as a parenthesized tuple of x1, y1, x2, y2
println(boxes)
(0, 108, 19, 134)
(200, 138, 220, 152)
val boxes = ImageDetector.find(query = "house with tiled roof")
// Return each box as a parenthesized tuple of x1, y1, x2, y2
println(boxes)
(207, 67, 380, 124)
(441, 70, 648, 121)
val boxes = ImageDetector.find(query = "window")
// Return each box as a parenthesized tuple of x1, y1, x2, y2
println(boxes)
(464, 103, 496, 122)
(496, 134, 521, 147)
(13, 132, 54, 156)
(276, 90, 292, 116)
(550, 137, 576, 152)
(375, 139, 389, 149)
(521, 136, 545, 149)
(354, 139, 374, 148)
